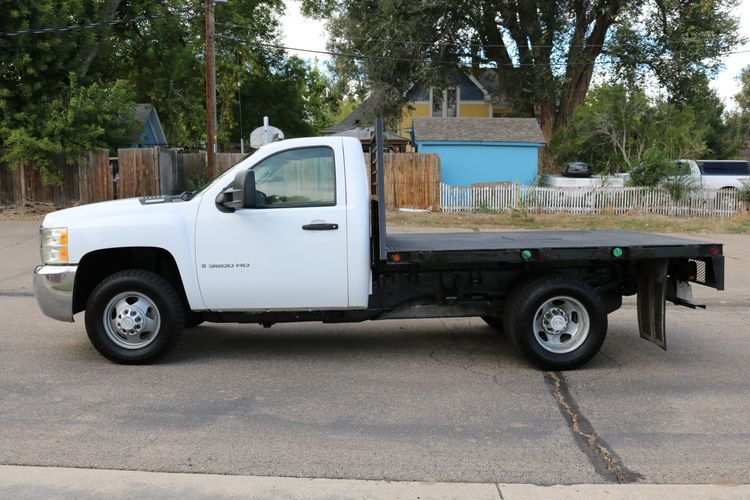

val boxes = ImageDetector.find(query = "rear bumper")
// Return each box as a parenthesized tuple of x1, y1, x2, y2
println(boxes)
(33, 265, 77, 322)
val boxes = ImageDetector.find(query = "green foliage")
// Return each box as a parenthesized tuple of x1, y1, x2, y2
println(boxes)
(551, 84, 707, 186)
(611, 1, 740, 102)
(3, 74, 138, 185)
(222, 56, 340, 142)
(736, 180, 750, 204)
(627, 151, 678, 188)
(335, 96, 360, 122)
(1, 0, 348, 185)
(723, 66, 750, 158)
(303, 0, 741, 138)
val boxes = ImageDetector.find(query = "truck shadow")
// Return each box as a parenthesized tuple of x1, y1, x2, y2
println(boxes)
(168, 321, 522, 367)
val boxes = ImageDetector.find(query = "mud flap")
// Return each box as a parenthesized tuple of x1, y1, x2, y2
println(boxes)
(637, 259, 667, 350)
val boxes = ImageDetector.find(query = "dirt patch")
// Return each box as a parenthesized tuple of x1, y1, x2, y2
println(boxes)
(387, 210, 750, 234)
(0, 203, 59, 221)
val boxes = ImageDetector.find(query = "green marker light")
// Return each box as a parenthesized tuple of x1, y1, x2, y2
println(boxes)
(521, 250, 533, 261)
(612, 247, 624, 258)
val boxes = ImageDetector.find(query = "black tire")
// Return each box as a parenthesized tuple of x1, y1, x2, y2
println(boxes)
(84, 270, 185, 364)
(503, 276, 607, 370)
(185, 311, 205, 329)
(481, 316, 504, 334)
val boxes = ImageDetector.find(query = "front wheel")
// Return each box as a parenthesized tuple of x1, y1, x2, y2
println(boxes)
(84, 270, 185, 364)
(503, 277, 607, 370)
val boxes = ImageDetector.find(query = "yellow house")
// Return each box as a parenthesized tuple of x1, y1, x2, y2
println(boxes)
(323, 71, 511, 140)
(397, 72, 511, 137)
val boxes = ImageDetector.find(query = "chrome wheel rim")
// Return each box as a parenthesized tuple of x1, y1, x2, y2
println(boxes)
(103, 291, 161, 349)
(532, 296, 590, 354)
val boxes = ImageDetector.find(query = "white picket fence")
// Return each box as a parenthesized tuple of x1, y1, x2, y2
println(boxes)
(440, 183, 742, 218)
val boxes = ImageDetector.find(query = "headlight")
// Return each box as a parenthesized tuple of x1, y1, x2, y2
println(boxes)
(41, 227, 69, 264)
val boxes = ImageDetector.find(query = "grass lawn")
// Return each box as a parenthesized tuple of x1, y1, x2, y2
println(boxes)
(5, 202, 750, 234)
(387, 209, 750, 234)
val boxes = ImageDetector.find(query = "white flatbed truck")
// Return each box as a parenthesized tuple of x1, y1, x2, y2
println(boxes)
(34, 120, 725, 369)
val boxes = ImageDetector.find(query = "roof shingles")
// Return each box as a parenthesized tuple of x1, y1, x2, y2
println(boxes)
(412, 117, 546, 144)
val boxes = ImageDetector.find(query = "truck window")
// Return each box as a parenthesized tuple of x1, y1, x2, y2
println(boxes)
(252, 147, 336, 207)
(697, 161, 750, 176)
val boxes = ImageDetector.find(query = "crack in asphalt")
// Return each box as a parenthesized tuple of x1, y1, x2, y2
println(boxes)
(0, 291, 34, 297)
(544, 371, 644, 484)
(495, 482, 505, 499)
(430, 320, 521, 396)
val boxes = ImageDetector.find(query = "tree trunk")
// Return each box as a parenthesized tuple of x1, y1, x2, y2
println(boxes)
(538, 102, 558, 173)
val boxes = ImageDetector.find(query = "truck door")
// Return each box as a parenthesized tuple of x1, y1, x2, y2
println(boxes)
(195, 145, 349, 310)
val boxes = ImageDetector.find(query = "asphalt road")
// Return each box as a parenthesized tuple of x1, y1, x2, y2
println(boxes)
(1, 220, 748, 485)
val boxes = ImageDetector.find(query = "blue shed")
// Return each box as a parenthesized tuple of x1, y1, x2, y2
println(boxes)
(411, 117, 545, 186)
(133, 104, 168, 147)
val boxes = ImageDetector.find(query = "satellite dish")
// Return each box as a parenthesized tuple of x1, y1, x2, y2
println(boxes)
(250, 125, 284, 148)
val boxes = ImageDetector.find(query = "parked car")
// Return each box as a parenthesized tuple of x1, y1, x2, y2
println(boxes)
(562, 161, 593, 178)
(674, 160, 750, 190)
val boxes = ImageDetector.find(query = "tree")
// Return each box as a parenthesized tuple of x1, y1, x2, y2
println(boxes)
(303, 0, 740, 142)
(551, 84, 707, 185)
(724, 66, 750, 156)
(220, 56, 341, 143)
(2, 0, 344, 183)
(2, 75, 138, 185)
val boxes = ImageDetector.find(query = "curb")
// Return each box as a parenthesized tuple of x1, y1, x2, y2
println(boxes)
(1, 465, 749, 499)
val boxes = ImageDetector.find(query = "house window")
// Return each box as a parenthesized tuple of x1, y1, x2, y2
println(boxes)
(446, 88, 457, 117)
(431, 87, 458, 117)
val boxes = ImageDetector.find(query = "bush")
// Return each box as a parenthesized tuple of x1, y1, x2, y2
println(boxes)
(738, 180, 750, 204)
(626, 149, 675, 187)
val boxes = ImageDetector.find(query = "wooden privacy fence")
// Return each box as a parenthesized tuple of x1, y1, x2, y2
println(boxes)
(117, 147, 248, 199)
(0, 148, 248, 207)
(382, 153, 441, 210)
(0, 151, 110, 207)
(441, 183, 741, 218)
(117, 148, 161, 199)
(77, 151, 114, 204)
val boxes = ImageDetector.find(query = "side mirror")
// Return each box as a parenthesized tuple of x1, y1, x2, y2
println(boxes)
(241, 169, 257, 209)
(215, 169, 257, 212)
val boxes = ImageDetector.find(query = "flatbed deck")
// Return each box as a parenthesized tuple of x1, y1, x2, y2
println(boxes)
(386, 230, 713, 252)
(384, 230, 722, 268)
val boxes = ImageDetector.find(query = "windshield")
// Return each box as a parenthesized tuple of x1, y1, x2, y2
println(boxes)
(184, 158, 252, 200)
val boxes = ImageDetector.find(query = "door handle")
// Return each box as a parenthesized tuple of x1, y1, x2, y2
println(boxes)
(302, 223, 339, 230)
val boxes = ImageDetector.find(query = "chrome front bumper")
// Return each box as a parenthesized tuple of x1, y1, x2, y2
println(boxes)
(33, 265, 77, 322)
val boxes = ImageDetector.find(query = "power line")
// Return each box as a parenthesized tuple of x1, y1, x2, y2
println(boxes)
(217, 20, 746, 50)
(216, 34, 750, 68)
(215, 34, 596, 67)
(0, 4, 203, 37)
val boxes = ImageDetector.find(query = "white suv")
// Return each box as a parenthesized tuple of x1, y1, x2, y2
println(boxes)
(675, 160, 750, 190)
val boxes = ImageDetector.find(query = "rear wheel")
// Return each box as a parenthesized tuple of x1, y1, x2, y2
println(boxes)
(503, 276, 607, 370)
(84, 270, 184, 364)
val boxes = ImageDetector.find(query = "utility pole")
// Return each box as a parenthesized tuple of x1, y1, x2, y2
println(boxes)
(237, 52, 244, 154)
(204, 0, 217, 180)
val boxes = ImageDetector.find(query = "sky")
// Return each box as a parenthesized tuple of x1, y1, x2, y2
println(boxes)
(281, 0, 750, 111)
